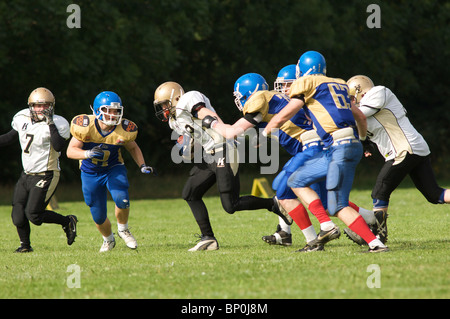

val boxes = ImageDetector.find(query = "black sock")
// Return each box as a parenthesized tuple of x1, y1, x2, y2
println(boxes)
(41, 210, 70, 226)
(186, 200, 214, 237)
(16, 222, 31, 248)
(234, 196, 273, 211)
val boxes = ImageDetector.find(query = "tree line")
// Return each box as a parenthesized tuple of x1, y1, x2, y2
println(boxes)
(0, 0, 448, 183)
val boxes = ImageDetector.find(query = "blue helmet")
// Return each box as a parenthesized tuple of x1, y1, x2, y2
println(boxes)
(92, 91, 123, 126)
(296, 51, 327, 77)
(274, 64, 296, 94)
(233, 73, 269, 111)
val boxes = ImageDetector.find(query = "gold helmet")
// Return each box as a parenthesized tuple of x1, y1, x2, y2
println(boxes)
(153, 81, 184, 121)
(346, 75, 374, 105)
(28, 87, 55, 122)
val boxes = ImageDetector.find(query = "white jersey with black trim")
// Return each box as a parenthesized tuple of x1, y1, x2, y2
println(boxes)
(169, 91, 224, 153)
(359, 86, 430, 164)
(11, 109, 70, 173)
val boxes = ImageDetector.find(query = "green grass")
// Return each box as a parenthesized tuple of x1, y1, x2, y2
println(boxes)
(0, 187, 449, 300)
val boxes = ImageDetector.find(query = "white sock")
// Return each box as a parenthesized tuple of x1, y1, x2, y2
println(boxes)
(103, 233, 114, 242)
(118, 223, 128, 232)
(320, 220, 335, 231)
(278, 217, 291, 233)
(359, 208, 376, 225)
(302, 225, 317, 243)
(368, 238, 386, 249)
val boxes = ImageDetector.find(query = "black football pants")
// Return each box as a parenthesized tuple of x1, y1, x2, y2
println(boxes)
(182, 158, 274, 238)
(11, 171, 69, 247)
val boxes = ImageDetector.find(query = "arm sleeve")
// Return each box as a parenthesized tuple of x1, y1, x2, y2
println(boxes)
(243, 112, 263, 125)
(0, 129, 18, 147)
(49, 124, 67, 152)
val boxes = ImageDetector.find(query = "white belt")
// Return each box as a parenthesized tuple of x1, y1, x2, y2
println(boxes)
(303, 141, 324, 151)
(332, 138, 360, 147)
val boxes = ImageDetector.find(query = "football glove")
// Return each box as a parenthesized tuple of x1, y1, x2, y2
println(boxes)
(361, 138, 377, 155)
(140, 164, 157, 175)
(202, 115, 218, 129)
(85, 145, 104, 159)
(41, 107, 54, 125)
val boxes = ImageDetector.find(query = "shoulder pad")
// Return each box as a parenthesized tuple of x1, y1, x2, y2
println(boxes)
(72, 115, 91, 127)
(121, 119, 138, 132)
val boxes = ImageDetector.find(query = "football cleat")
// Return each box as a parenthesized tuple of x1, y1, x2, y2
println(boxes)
(63, 215, 78, 245)
(344, 228, 367, 246)
(372, 210, 388, 244)
(294, 242, 324, 252)
(99, 238, 116, 252)
(315, 225, 341, 245)
(364, 245, 389, 253)
(272, 196, 293, 225)
(188, 235, 219, 251)
(262, 224, 292, 246)
(14, 246, 34, 253)
(118, 229, 137, 249)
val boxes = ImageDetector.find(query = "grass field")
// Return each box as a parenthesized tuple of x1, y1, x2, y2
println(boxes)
(0, 186, 449, 301)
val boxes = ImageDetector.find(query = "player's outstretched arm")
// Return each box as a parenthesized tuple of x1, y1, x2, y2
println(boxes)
(263, 98, 304, 136)
(67, 137, 90, 160)
(0, 129, 18, 147)
(124, 141, 156, 175)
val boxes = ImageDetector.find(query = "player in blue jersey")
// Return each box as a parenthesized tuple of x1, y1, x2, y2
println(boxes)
(264, 51, 388, 253)
(206, 69, 373, 251)
(204, 72, 328, 251)
(66, 91, 156, 252)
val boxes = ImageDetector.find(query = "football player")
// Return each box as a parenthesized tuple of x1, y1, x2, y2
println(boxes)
(263, 51, 388, 252)
(66, 91, 155, 252)
(0, 87, 77, 253)
(204, 70, 374, 251)
(203, 72, 324, 251)
(153, 81, 288, 251)
(345, 75, 450, 245)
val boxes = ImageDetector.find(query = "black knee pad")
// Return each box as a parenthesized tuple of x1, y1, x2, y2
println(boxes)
(221, 201, 236, 214)
(25, 209, 43, 226)
(11, 206, 27, 227)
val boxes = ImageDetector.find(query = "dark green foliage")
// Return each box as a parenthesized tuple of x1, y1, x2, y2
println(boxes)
(0, 0, 448, 182)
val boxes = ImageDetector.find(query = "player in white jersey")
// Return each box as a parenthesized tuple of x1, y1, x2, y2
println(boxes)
(153, 82, 286, 251)
(0, 88, 77, 253)
(345, 75, 450, 245)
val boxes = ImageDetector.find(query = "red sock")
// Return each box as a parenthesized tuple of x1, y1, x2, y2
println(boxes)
(289, 204, 312, 230)
(308, 199, 331, 224)
(349, 215, 376, 243)
(348, 201, 360, 212)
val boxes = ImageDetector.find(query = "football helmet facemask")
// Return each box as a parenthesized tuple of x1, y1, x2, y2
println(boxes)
(153, 81, 184, 122)
(347, 75, 374, 105)
(274, 64, 296, 95)
(233, 73, 269, 111)
(28, 87, 55, 122)
(92, 91, 123, 126)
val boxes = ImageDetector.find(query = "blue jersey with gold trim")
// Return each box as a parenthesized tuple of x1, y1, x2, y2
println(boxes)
(244, 90, 312, 155)
(70, 115, 138, 173)
(289, 75, 357, 147)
